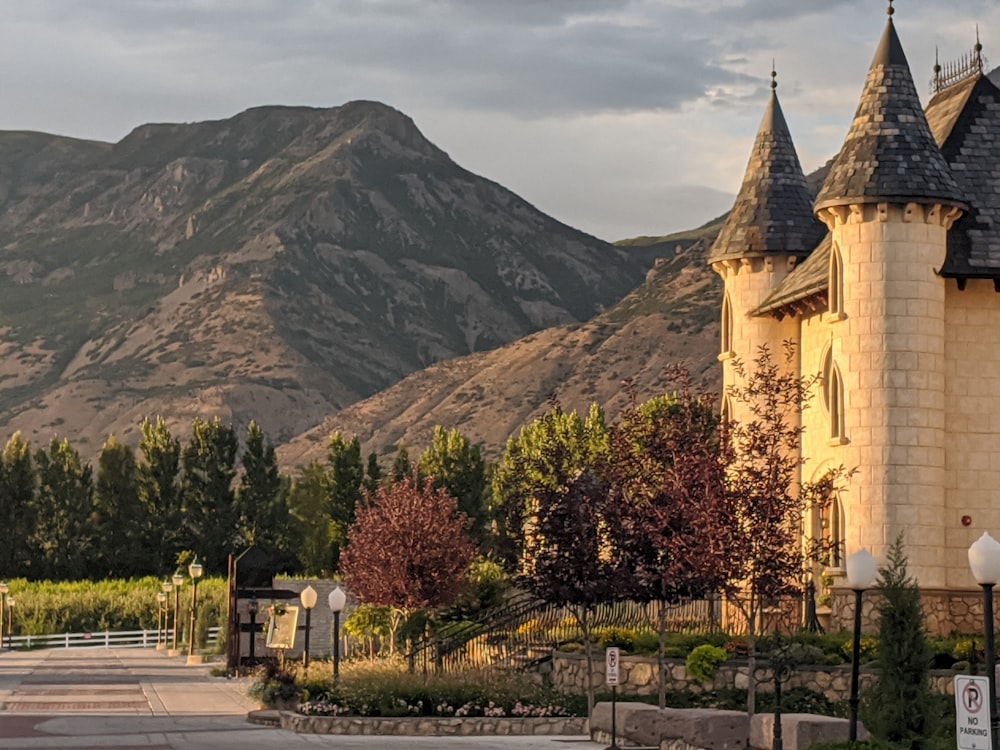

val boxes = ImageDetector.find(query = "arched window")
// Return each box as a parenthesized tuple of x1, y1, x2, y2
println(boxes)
(824, 493, 845, 569)
(828, 243, 845, 319)
(720, 293, 734, 357)
(822, 348, 847, 442)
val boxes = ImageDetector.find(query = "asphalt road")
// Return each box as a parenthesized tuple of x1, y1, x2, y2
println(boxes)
(0, 648, 603, 750)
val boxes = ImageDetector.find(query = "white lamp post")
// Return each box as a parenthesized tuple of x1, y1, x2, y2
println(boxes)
(300, 585, 318, 670)
(328, 586, 347, 682)
(187, 561, 204, 663)
(160, 581, 173, 650)
(845, 548, 878, 742)
(156, 592, 168, 648)
(6, 597, 15, 649)
(969, 532, 1000, 750)
(0, 582, 9, 650)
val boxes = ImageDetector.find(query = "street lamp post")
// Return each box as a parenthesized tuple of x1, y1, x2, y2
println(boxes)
(187, 561, 204, 664)
(1, 582, 9, 650)
(328, 586, 346, 682)
(845, 549, 879, 742)
(6, 597, 15, 649)
(300, 586, 318, 670)
(171, 573, 184, 653)
(969, 532, 1000, 750)
(156, 592, 167, 648)
(162, 580, 173, 649)
(247, 597, 259, 664)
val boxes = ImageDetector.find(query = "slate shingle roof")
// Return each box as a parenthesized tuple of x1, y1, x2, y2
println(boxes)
(753, 236, 831, 317)
(708, 85, 826, 263)
(930, 74, 1000, 276)
(814, 18, 967, 213)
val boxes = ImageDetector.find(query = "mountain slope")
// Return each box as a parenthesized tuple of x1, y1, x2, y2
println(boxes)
(278, 229, 723, 465)
(0, 102, 649, 451)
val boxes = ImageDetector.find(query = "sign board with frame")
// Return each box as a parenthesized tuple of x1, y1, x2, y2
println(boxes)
(265, 605, 300, 650)
(606, 646, 620, 686)
(955, 674, 992, 750)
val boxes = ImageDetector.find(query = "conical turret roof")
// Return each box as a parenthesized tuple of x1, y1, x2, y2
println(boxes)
(709, 76, 825, 263)
(814, 16, 967, 212)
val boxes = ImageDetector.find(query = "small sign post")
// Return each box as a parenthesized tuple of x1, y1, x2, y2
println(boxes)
(606, 647, 620, 750)
(956, 675, 993, 750)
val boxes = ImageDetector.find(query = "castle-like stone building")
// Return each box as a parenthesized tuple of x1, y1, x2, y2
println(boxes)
(710, 5, 1000, 629)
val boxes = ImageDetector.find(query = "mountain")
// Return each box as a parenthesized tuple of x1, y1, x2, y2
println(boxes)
(278, 222, 724, 465)
(0, 102, 651, 452)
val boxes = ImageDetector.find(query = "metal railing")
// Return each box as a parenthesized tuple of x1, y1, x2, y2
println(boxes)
(2, 627, 220, 651)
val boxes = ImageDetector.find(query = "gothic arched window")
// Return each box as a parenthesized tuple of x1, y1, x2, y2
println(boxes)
(829, 243, 845, 319)
(721, 293, 734, 357)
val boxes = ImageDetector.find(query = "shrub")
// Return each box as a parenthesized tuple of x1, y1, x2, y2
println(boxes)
(685, 644, 729, 682)
(248, 660, 300, 708)
(596, 627, 635, 651)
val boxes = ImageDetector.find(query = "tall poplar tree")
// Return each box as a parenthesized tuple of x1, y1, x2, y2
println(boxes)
(236, 421, 294, 569)
(93, 435, 145, 577)
(328, 433, 364, 570)
(33, 438, 95, 579)
(137, 417, 182, 566)
(419, 426, 490, 546)
(0, 433, 36, 578)
(181, 417, 239, 573)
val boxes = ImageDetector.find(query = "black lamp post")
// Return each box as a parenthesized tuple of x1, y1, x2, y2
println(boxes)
(247, 597, 259, 663)
(969, 532, 1000, 750)
(845, 548, 878, 742)
(300, 585, 318, 670)
(0, 582, 8, 649)
(171, 573, 184, 653)
(187, 560, 204, 663)
(328, 586, 346, 682)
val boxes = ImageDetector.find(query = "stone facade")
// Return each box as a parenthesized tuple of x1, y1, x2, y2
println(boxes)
(551, 651, 959, 705)
(710, 9, 1000, 615)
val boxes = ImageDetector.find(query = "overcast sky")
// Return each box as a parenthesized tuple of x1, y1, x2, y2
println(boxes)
(1, 0, 998, 241)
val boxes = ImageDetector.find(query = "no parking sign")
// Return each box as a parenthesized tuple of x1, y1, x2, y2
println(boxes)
(956, 675, 992, 750)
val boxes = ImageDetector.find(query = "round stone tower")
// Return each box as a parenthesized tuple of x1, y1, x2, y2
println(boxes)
(709, 71, 826, 420)
(812, 10, 966, 585)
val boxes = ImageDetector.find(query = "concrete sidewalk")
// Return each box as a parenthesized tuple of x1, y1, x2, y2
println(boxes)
(0, 648, 602, 749)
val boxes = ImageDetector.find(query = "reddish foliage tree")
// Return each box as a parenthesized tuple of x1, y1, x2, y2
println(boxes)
(340, 476, 475, 651)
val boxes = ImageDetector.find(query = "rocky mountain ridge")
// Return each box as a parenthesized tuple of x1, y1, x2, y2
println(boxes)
(0, 101, 654, 453)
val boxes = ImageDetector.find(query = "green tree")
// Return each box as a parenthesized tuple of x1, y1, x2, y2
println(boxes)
(492, 403, 609, 569)
(32, 438, 95, 579)
(93, 435, 146, 578)
(328, 433, 364, 570)
(287, 461, 336, 575)
(236, 422, 295, 569)
(419, 426, 490, 547)
(391, 442, 413, 482)
(0, 432, 36, 578)
(861, 534, 937, 747)
(181, 417, 239, 573)
(137, 417, 183, 566)
(363, 452, 382, 497)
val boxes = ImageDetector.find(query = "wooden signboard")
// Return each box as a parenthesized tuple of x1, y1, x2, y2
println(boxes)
(265, 605, 300, 650)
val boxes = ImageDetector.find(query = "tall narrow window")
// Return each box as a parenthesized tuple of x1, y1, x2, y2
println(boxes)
(828, 243, 845, 319)
(824, 493, 845, 569)
(720, 293, 734, 358)
(822, 348, 847, 443)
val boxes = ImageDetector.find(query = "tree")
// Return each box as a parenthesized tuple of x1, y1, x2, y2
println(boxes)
(723, 343, 849, 714)
(418, 426, 490, 547)
(328, 433, 364, 570)
(137, 417, 183, 567)
(363, 452, 382, 497)
(340, 476, 475, 653)
(492, 403, 609, 569)
(181, 417, 239, 573)
(0, 432, 36, 578)
(605, 382, 737, 708)
(287, 462, 336, 575)
(391, 442, 414, 482)
(861, 534, 937, 746)
(518, 468, 619, 716)
(93, 435, 145, 577)
(32, 438, 95, 579)
(236, 422, 295, 569)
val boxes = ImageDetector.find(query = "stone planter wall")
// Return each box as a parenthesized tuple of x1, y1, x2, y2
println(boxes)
(827, 585, 987, 636)
(278, 713, 587, 736)
(551, 651, 959, 704)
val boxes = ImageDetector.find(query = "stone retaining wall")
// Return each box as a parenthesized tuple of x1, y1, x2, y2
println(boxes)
(278, 713, 587, 736)
(552, 651, 958, 703)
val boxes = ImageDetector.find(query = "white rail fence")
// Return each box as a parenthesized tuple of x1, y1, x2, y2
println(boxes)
(2, 627, 221, 651)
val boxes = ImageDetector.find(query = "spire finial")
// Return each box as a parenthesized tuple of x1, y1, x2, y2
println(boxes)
(887, 0, 894, 16)
(770, 61, 777, 91)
